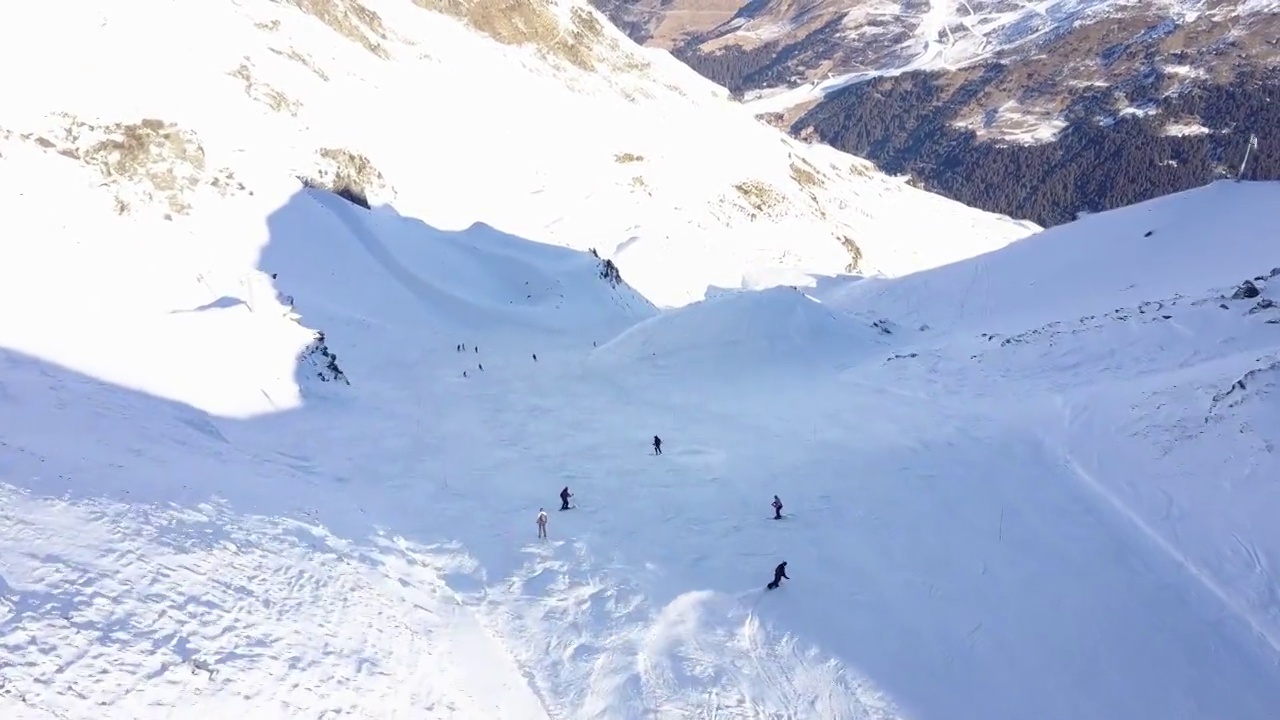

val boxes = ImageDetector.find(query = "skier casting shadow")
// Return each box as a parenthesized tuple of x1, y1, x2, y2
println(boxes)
(766, 561, 788, 590)
(560, 486, 573, 511)
(652, 435, 662, 455)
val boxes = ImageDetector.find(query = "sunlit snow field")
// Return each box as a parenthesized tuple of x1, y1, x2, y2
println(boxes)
(3, 171, 1280, 718)
(2, 0, 1280, 717)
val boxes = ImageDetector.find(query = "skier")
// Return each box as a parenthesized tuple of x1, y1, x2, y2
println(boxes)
(766, 561, 789, 590)
(532, 353, 538, 361)
(772, 495, 783, 520)
(559, 486, 573, 511)
(653, 435, 662, 455)
(536, 508, 548, 539)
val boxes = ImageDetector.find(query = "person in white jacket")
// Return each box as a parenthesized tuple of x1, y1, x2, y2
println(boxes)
(536, 508, 548, 539)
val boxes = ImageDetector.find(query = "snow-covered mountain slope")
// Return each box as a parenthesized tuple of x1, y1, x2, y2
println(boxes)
(0, 0, 1033, 311)
(814, 178, 1280, 662)
(5, 81, 1280, 718)
(828, 179, 1280, 336)
(5, 1, 1280, 718)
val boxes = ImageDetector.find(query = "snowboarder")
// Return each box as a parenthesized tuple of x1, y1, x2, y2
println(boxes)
(653, 435, 662, 455)
(772, 495, 783, 520)
(766, 561, 788, 590)
(536, 508, 548, 539)
(560, 486, 573, 511)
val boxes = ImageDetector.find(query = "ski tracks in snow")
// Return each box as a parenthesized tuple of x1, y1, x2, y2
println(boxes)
(432, 356, 904, 719)
(454, 538, 896, 719)
(0, 485, 547, 719)
(1050, 398, 1280, 662)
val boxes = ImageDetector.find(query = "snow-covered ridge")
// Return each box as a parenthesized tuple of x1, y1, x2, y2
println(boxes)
(822, 179, 1280, 336)
(0, 0, 1033, 310)
(590, 284, 887, 376)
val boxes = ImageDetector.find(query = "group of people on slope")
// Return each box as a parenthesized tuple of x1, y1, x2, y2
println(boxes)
(533, 440, 793, 589)
(536, 485, 575, 539)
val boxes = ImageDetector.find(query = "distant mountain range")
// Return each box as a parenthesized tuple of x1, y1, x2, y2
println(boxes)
(592, 0, 1280, 225)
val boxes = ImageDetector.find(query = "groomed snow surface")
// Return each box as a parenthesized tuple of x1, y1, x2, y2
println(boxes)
(4, 165, 1280, 719)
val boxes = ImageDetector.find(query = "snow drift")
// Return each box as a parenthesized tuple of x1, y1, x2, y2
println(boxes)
(590, 285, 881, 377)
(267, 189, 656, 339)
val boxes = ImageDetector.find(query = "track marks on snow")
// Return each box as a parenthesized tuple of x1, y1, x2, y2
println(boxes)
(0, 486, 539, 718)
(1227, 532, 1280, 639)
(1058, 450, 1280, 659)
(460, 539, 900, 719)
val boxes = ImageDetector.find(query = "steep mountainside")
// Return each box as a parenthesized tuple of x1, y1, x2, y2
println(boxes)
(591, 0, 1280, 225)
(0, 0, 1033, 310)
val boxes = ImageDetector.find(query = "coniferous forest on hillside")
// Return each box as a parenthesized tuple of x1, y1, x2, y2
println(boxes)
(795, 68, 1279, 226)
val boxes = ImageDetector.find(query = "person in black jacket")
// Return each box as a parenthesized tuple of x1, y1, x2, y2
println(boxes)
(652, 435, 662, 455)
(559, 486, 573, 510)
(767, 561, 789, 590)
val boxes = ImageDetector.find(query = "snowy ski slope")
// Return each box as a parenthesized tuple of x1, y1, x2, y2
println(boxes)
(4, 105, 1280, 719)
(3, 0, 1280, 717)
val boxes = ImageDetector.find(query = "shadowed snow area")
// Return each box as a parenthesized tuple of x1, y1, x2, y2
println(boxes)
(4, 134, 1280, 718)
